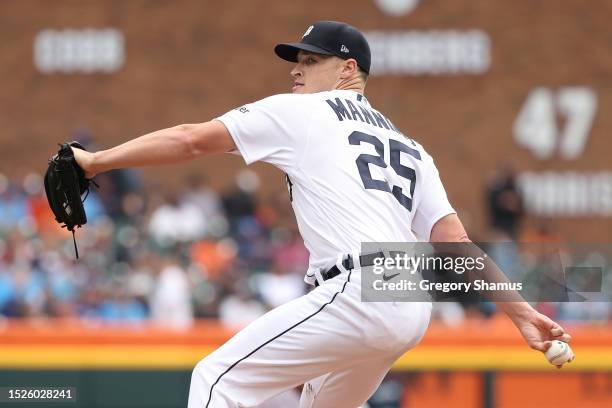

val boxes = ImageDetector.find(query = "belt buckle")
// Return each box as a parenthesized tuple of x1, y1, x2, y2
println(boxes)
(341, 254, 354, 270)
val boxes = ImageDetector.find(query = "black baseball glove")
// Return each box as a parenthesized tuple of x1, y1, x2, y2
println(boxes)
(44, 141, 97, 258)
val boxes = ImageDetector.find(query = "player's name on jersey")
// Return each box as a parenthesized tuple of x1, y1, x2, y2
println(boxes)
(326, 97, 400, 132)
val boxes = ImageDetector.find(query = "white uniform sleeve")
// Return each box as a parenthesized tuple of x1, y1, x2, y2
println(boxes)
(216, 94, 312, 171)
(411, 154, 456, 241)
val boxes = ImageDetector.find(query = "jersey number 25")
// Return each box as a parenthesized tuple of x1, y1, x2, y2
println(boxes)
(348, 131, 421, 212)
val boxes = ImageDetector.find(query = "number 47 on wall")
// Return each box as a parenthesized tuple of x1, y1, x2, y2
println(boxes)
(513, 87, 597, 160)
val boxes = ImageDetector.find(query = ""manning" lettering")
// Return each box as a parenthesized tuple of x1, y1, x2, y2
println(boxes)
(325, 98, 399, 132)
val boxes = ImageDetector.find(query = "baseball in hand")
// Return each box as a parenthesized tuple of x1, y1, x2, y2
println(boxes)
(545, 340, 574, 366)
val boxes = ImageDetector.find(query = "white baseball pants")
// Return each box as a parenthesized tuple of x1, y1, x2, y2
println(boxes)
(188, 258, 432, 408)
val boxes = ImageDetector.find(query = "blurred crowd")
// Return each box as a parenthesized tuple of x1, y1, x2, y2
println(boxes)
(0, 164, 309, 328)
(0, 161, 609, 327)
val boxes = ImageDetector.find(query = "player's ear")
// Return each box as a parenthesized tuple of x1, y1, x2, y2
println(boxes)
(340, 58, 359, 78)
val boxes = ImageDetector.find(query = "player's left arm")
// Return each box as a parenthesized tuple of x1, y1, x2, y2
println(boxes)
(71, 120, 234, 178)
(430, 214, 572, 355)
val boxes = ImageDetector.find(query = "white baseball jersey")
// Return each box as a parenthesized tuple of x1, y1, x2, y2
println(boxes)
(190, 90, 451, 408)
(217, 89, 455, 284)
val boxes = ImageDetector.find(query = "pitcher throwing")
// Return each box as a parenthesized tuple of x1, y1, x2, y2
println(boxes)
(69, 21, 572, 408)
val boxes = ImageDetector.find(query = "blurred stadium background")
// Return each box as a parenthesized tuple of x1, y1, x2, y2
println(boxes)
(1, 0, 611, 407)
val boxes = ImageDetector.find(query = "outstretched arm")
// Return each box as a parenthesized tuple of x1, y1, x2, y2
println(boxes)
(429, 214, 572, 359)
(71, 120, 235, 178)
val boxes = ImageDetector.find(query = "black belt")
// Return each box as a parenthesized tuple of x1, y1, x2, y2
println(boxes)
(315, 251, 385, 287)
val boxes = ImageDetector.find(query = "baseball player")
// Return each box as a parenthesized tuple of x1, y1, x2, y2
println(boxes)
(71, 21, 572, 408)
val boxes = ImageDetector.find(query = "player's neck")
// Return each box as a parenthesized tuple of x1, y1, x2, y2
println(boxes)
(333, 76, 365, 94)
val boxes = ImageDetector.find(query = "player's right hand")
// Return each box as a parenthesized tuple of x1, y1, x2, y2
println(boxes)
(513, 309, 572, 354)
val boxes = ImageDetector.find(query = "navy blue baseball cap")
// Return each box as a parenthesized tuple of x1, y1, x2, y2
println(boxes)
(274, 21, 371, 74)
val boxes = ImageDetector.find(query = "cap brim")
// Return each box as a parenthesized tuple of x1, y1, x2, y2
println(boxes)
(274, 42, 335, 62)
